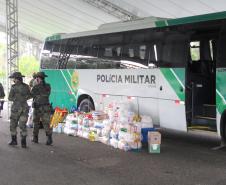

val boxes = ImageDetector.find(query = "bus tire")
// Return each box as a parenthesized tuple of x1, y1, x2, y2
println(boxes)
(79, 98, 94, 112)
(220, 110, 226, 142)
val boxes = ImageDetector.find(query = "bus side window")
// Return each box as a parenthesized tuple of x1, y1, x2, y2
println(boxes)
(160, 33, 188, 67)
(148, 44, 159, 68)
(77, 45, 85, 56)
(42, 40, 61, 69)
(190, 41, 200, 61)
(43, 41, 52, 52)
(210, 39, 217, 61)
(104, 47, 113, 57)
(92, 45, 99, 57)
(115, 46, 122, 57)
(122, 44, 133, 59)
(99, 33, 123, 57)
(139, 45, 146, 60)
(41, 41, 53, 69)
(138, 45, 148, 66)
(128, 48, 135, 58)
(69, 39, 78, 56)
(76, 36, 99, 57)
(217, 26, 226, 67)
(101, 45, 122, 59)
(121, 44, 148, 67)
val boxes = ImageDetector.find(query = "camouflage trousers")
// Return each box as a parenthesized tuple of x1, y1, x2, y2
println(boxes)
(33, 105, 52, 136)
(10, 104, 29, 136)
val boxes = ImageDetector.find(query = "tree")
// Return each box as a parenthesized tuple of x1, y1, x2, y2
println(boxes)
(19, 55, 40, 77)
(0, 42, 6, 78)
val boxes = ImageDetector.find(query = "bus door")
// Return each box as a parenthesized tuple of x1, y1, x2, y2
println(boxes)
(216, 22, 226, 137)
(186, 31, 218, 131)
(158, 32, 188, 131)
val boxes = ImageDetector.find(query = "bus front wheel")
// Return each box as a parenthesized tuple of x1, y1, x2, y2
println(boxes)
(79, 98, 94, 113)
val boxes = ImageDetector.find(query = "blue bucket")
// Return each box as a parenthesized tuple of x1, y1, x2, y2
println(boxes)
(141, 128, 156, 143)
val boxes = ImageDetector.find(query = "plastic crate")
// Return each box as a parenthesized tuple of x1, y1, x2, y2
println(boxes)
(141, 127, 156, 143)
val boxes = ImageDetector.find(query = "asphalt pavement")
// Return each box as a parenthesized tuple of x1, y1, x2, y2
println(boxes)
(0, 109, 226, 185)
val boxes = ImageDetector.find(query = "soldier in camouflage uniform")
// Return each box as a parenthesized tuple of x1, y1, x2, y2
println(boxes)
(0, 82, 5, 118)
(29, 72, 37, 90)
(31, 72, 53, 145)
(8, 72, 31, 148)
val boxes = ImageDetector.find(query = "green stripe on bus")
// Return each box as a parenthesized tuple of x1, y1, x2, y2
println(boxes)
(173, 68, 185, 85)
(167, 11, 226, 26)
(216, 70, 226, 114)
(43, 70, 76, 110)
(45, 34, 61, 41)
(155, 11, 226, 28)
(160, 68, 185, 101)
(61, 70, 77, 107)
(155, 20, 167, 27)
(216, 91, 226, 114)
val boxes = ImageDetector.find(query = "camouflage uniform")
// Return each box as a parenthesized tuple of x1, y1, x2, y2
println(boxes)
(29, 72, 37, 89)
(0, 82, 5, 117)
(31, 72, 53, 145)
(8, 72, 31, 148)
(0, 83, 4, 98)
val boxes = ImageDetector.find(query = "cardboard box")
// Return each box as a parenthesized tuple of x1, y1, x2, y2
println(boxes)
(148, 131, 161, 144)
(148, 144, 160, 153)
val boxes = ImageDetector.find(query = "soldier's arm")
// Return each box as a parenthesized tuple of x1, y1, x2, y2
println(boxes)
(30, 85, 39, 98)
(8, 86, 15, 101)
(47, 84, 51, 96)
(0, 83, 4, 98)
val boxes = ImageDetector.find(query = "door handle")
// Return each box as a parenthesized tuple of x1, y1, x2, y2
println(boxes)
(160, 86, 163, 91)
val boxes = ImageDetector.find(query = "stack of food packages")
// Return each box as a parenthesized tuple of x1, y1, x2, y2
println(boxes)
(63, 114, 78, 136)
(62, 101, 153, 152)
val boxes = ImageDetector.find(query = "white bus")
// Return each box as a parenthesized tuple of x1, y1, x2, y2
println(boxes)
(41, 11, 226, 143)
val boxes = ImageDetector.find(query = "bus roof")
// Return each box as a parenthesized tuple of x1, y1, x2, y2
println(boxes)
(45, 11, 226, 42)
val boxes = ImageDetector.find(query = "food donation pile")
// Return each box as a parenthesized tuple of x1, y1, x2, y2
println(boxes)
(53, 102, 158, 152)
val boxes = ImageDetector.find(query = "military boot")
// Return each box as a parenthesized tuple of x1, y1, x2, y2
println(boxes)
(21, 136, 27, 148)
(46, 134, 53, 145)
(32, 135, 38, 143)
(8, 135, 17, 146)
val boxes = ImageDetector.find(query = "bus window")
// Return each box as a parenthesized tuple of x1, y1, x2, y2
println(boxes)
(52, 40, 61, 53)
(209, 40, 214, 61)
(128, 48, 134, 58)
(190, 41, 200, 61)
(139, 45, 146, 60)
(41, 40, 61, 69)
(217, 26, 226, 67)
(43, 41, 52, 52)
(148, 44, 159, 68)
(101, 33, 123, 45)
(122, 45, 134, 59)
(160, 33, 188, 67)
(77, 36, 99, 57)
(68, 39, 79, 55)
(116, 47, 121, 57)
(154, 44, 158, 61)
(122, 44, 148, 67)
(99, 45, 122, 61)
(210, 39, 217, 61)
(104, 47, 113, 57)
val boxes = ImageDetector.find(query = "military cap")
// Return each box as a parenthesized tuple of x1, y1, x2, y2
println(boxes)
(9, 72, 25, 78)
(35, 72, 48, 78)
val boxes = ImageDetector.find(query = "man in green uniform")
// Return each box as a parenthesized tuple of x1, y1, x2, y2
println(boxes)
(31, 72, 53, 145)
(8, 72, 31, 148)
(0, 82, 5, 118)
(29, 72, 37, 90)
